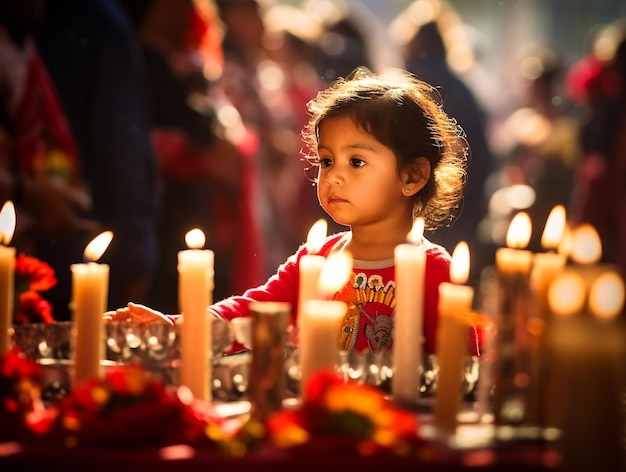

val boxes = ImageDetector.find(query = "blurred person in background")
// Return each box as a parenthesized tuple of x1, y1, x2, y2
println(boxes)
(214, 0, 309, 278)
(390, 1, 495, 297)
(0, 0, 93, 321)
(34, 0, 161, 317)
(491, 45, 582, 252)
(566, 19, 626, 279)
(262, 2, 346, 238)
(122, 0, 261, 310)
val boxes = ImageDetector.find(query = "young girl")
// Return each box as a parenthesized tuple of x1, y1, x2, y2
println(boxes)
(107, 67, 480, 356)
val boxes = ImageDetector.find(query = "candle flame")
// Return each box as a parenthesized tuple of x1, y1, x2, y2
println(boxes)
(570, 223, 601, 264)
(450, 241, 470, 285)
(318, 250, 353, 296)
(589, 271, 624, 320)
(0, 201, 16, 245)
(541, 205, 566, 250)
(506, 212, 532, 249)
(558, 224, 573, 257)
(185, 228, 206, 249)
(548, 271, 586, 316)
(407, 217, 425, 244)
(84, 231, 113, 262)
(306, 218, 327, 254)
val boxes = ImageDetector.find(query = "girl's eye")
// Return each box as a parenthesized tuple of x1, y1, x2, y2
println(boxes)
(350, 158, 366, 168)
(319, 157, 332, 168)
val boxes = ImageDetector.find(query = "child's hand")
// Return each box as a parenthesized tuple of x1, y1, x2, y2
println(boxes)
(102, 302, 174, 326)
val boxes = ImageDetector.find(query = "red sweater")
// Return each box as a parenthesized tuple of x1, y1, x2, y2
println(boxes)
(210, 232, 480, 356)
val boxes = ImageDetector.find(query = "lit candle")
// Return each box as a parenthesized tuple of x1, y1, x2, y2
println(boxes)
(0, 201, 15, 354)
(298, 250, 351, 397)
(568, 223, 608, 288)
(526, 205, 567, 426)
(547, 270, 625, 471)
(297, 219, 327, 336)
(530, 205, 567, 319)
(392, 217, 426, 405)
(433, 241, 474, 436)
(492, 211, 533, 425)
(178, 228, 214, 401)
(71, 230, 113, 387)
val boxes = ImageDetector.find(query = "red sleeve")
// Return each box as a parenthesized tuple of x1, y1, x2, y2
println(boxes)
(209, 233, 346, 325)
(209, 247, 302, 323)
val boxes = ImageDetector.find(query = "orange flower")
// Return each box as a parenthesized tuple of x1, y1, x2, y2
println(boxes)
(264, 370, 423, 456)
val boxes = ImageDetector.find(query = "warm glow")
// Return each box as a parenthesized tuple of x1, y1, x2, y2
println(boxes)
(318, 250, 353, 296)
(407, 217, 425, 244)
(506, 212, 532, 249)
(548, 271, 586, 316)
(84, 231, 113, 262)
(589, 271, 624, 320)
(570, 224, 601, 265)
(558, 224, 573, 257)
(0, 200, 15, 245)
(185, 228, 206, 249)
(541, 205, 566, 250)
(450, 241, 470, 285)
(306, 218, 328, 254)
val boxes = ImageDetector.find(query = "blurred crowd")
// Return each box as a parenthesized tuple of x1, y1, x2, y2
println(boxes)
(1, 0, 625, 317)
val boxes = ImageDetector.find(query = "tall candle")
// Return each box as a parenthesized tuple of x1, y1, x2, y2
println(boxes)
(0, 201, 15, 354)
(433, 241, 474, 436)
(526, 205, 567, 426)
(71, 231, 112, 388)
(178, 228, 214, 401)
(392, 218, 426, 404)
(547, 270, 625, 471)
(297, 219, 327, 337)
(492, 211, 533, 425)
(299, 299, 347, 396)
(298, 250, 352, 397)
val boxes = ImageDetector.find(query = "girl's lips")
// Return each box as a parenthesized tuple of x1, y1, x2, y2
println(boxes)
(327, 196, 348, 204)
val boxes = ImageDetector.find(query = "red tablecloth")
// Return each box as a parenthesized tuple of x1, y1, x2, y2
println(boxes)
(0, 440, 555, 472)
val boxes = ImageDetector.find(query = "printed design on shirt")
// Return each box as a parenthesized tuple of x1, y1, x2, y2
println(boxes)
(335, 271, 396, 353)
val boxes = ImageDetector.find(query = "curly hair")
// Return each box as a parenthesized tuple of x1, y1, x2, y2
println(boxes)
(301, 67, 468, 231)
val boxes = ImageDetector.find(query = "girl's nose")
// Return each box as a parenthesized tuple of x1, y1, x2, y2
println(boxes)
(324, 168, 343, 186)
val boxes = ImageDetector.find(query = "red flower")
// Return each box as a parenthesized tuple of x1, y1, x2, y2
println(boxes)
(13, 291, 55, 325)
(0, 348, 45, 441)
(13, 252, 57, 325)
(14, 252, 57, 293)
(48, 365, 224, 448)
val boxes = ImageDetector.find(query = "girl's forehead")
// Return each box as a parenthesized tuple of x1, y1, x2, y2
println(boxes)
(318, 115, 371, 140)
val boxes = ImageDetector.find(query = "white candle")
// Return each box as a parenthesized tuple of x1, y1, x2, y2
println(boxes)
(526, 205, 567, 426)
(392, 218, 426, 404)
(547, 270, 626, 471)
(433, 241, 474, 435)
(0, 201, 15, 354)
(298, 248, 352, 397)
(71, 231, 112, 387)
(178, 228, 214, 401)
(492, 211, 533, 425)
(299, 299, 347, 394)
(297, 219, 327, 336)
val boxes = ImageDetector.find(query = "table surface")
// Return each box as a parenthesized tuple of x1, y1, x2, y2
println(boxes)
(0, 400, 560, 472)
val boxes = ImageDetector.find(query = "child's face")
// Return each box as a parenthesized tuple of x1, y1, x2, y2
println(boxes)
(316, 115, 413, 229)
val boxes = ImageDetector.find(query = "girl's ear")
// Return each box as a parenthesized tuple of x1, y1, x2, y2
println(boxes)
(401, 157, 431, 196)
